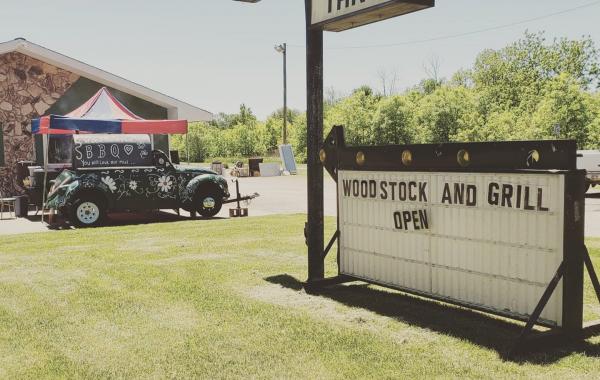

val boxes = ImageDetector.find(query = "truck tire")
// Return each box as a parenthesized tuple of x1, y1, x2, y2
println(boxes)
(70, 195, 106, 227)
(194, 187, 223, 218)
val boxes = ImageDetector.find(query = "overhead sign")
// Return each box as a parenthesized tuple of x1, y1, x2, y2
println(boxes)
(72, 134, 152, 169)
(338, 170, 565, 325)
(312, 0, 434, 32)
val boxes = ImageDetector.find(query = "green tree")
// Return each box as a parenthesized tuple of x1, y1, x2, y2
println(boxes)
(263, 108, 301, 151)
(371, 95, 418, 144)
(456, 110, 536, 142)
(326, 86, 381, 145)
(415, 86, 478, 143)
(587, 93, 600, 148)
(470, 32, 600, 117)
(530, 73, 595, 146)
(290, 113, 307, 163)
(171, 122, 211, 162)
(418, 78, 443, 95)
(209, 104, 258, 129)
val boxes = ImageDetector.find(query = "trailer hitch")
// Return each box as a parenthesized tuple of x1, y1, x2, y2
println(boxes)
(224, 178, 259, 217)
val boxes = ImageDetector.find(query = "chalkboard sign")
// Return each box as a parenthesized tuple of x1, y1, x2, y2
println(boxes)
(72, 134, 152, 169)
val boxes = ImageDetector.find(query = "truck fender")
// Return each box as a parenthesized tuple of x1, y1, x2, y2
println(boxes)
(181, 174, 225, 208)
(69, 173, 114, 209)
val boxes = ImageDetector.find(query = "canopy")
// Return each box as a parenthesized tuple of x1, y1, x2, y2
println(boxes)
(31, 87, 188, 135)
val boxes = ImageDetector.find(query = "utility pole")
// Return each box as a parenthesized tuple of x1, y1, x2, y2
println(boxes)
(274, 43, 288, 144)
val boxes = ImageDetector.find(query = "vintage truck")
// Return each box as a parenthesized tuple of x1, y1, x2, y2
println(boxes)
(578, 149, 600, 193)
(45, 134, 233, 227)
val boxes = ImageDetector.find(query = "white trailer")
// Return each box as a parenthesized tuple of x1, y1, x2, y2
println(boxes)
(578, 150, 600, 192)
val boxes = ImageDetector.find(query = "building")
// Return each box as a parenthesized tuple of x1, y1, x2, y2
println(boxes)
(0, 38, 212, 196)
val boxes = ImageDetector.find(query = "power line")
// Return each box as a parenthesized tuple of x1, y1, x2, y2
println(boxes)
(288, 0, 600, 50)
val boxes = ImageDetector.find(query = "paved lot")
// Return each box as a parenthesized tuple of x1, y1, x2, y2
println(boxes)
(1, 174, 599, 237)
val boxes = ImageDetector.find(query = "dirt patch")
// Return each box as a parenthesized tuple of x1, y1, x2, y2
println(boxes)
(0, 266, 87, 303)
(51, 245, 95, 254)
(244, 283, 437, 345)
(119, 237, 166, 253)
(148, 303, 199, 331)
(0, 266, 86, 286)
(151, 253, 231, 265)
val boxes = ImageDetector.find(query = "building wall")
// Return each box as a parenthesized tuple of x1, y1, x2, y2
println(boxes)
(0, 52, 172, 196)
(0, 52, 79, 195)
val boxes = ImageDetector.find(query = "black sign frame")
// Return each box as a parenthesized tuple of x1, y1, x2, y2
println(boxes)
(308, 125, 600, 351)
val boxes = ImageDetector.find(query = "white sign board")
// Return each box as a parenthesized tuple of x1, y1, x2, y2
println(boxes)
(258, 162, 281, 177)
(338, 170, 565, 326)
(312, 0, 433, 32)
(279, 144, 298, 174)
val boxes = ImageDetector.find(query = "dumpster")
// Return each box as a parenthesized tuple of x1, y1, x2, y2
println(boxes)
(248, 157, 263, 177)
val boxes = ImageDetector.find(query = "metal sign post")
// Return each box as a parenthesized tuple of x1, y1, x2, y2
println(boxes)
(305, 0, 325, 282)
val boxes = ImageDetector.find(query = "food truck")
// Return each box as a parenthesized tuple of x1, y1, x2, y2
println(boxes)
(44, 134, 229, 226)
(25, 87, 255, 227)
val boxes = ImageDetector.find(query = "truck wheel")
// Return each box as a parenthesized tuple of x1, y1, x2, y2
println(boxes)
(194, 188, 223, 218)
(70, 195, 106, 227)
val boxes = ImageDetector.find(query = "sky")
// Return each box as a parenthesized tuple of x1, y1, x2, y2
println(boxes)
(1, 0, 599, 119)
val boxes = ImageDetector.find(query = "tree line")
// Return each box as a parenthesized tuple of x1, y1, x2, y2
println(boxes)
(172, 32, 600, 163)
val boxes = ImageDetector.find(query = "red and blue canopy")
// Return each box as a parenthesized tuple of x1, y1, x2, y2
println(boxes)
(32, 87, 188, 135)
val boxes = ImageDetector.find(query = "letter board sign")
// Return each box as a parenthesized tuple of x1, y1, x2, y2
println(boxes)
(338, 170, 565, 325)
(312, 0, 434, 32)
(320, 126, 587, 330)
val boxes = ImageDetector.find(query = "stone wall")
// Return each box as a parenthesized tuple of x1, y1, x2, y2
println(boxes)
(0, 52, 79, 195)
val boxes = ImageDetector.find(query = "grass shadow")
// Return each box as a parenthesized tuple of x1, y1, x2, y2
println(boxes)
(265, 274, 600, 364)
(103, 211, 228, 228)
(106, 211, 190, 226)
(21, 214, 73, 230)
(21, 210, 226, 230)
(23, 214, 44, 222)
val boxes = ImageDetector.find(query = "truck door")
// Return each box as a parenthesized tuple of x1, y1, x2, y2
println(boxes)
(147, 151, 179, 209)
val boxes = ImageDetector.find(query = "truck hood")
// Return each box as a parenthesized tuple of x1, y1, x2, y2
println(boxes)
(177, 167, 218, 176)
(45, 169, 78, 209)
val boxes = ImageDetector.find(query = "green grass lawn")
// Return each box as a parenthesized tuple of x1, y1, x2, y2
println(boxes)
(1, 215, 600, 378)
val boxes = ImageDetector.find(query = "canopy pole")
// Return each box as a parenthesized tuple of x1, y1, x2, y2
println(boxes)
(186, 133, 189, 164)
(41, 133, 49, 225)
